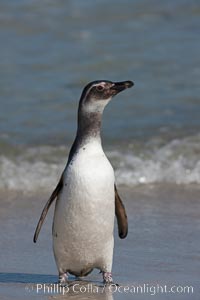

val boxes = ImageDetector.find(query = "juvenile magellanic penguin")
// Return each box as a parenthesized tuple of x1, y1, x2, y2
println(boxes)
(33, 80, 133, 284)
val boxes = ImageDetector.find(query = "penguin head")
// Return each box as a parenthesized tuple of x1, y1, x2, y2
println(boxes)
(79, 80, 134, 114)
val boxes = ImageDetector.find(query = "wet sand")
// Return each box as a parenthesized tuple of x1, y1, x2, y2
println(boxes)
(0, 184, 200, 299)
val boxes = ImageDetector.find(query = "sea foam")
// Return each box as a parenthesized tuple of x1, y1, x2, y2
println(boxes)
(0, 136, 200, 191)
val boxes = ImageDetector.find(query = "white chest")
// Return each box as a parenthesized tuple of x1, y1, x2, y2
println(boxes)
(65, 142, 114, 200)
(54, 141, 115, 230)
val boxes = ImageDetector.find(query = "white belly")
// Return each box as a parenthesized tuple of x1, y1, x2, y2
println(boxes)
(53, 142, 115, 275)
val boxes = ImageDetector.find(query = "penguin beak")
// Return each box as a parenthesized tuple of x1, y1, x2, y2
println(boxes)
(110, 80, 134, 95)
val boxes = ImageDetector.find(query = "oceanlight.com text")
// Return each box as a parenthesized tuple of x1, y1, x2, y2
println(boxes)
(25, 283, 194, 296)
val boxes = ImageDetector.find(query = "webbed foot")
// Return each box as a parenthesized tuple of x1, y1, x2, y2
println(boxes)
(58, 272, 68, 285)
(103, 272, 113, 284)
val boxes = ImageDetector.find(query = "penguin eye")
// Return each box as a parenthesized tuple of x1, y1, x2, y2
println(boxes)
(96, 85, 104, 92)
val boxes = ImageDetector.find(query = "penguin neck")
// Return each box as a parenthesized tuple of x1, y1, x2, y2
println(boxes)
(77, 110, 102, 146)
(67, 106, 106, 165)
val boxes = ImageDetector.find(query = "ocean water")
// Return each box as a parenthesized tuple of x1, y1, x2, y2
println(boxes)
(1, 0, 200, 191)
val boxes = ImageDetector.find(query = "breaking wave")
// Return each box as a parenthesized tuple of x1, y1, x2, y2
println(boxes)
(0, 135, 200, 191)
(112, 138, 200, 185)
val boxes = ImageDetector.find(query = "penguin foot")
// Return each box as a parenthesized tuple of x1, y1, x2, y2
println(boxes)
(58, 272, 68, 285)
(103, 272, 113, 284)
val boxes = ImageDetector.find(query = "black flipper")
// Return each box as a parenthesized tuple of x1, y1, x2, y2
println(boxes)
(33, 175, 63, 243)
(115, 184, 128, 239)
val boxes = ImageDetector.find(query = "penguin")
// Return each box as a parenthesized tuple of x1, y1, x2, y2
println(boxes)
(33, 80, 134, 284)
